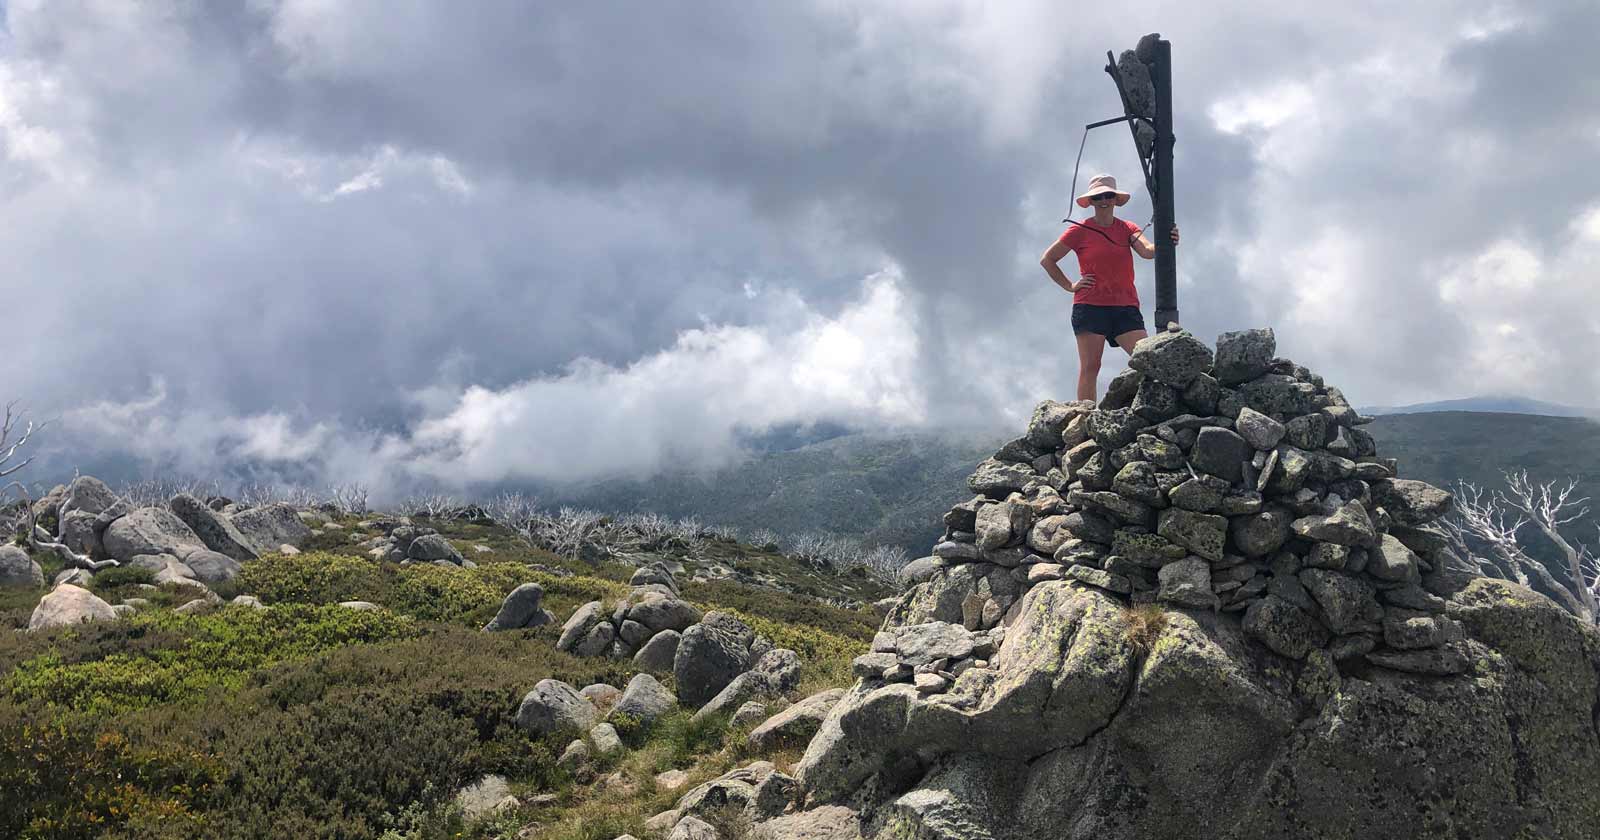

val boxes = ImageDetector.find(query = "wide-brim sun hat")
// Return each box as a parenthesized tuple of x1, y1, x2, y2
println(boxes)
(1075, 174, 1132, 208)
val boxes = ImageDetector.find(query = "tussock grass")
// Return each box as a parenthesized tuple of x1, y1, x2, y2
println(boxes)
(1122, 602, 1169, 653)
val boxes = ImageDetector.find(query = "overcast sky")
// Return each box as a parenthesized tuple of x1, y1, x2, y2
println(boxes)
(3, 0, 1597, 497)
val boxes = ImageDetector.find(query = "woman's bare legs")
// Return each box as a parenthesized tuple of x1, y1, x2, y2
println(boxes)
(1113, 329, 1149, 355)
(1076, 332, 1107, 401)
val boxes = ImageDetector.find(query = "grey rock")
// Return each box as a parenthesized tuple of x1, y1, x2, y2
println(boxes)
(169, 493, 258, 561)
(1062, 510, 1116, 544)
(1131, 377, 1182, 421)
(590, 722, 624, 756)
(1182, 372, 1222, 414)
(967, 458, 1037, 495)
(1369, 534, 1422, 584)
(1066, 564, 1133, 594)
(58, 510, 102, 559)
(227, 503, 313, 555)
(1234, 407, 1286, 450)
(1111, 461, 1164, 506)
(515, 679, 597, 735)
(483, 583, 552, 631)
(1290, 500, 1377, 547)
(613, 672, 677, 726)
(896, 622, 976, 666)
(1087, 408, 1147, 450)
(1213, 327, 1275, 384)
(1168, 476, 1226, 512)
(1243, 595, 1328, 659)
(1128, 330, 1214, 387)
(1191, 426, 1251, 483)
(28, 584, 117, 631)
(57, 475, 119, 519)
(975, 500, 1030, 551)
(1158, 557, 1219, 609)
(407, 533, 464, 563)
(1026, 400, 1081, 449)
(1366, 645, 1470, 675)
(675, 612, 756, 706)
(1229, 508, 1293, 557)
(634, 629, 683, 671)
(184, 549, 242, 584)
(1101, 368, 1143, 410)
(454, 774, 512, 821)
(0, 544, 43, 588)
(556, 601, 607, 653)
(1299, 569, 1382, 634)
(1284, 412, 1329, 450)
(624, 588, 700, 627)
(1237, 374, 1316, 416)
(1370, 478, 1454, 526)
(748, 689, 847, 752)
(102, 507, 203, 562)
(1157, 508, 1228, 561)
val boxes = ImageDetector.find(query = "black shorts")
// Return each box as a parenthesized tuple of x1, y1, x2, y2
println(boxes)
(1071, 304, 1146, 347)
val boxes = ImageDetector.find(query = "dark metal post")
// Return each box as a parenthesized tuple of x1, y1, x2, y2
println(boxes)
(1151, 39, 1178, 332)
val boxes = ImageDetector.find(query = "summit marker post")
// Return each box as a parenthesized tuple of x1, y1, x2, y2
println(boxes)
(1103, 34, 1178, 331)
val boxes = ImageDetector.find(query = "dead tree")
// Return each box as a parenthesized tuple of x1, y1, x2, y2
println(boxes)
(5, 481, 121, 571)
(1442, 472, 1596, 623)
(0, 401, 40, 479)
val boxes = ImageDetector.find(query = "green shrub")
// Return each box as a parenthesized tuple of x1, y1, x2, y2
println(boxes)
(0, 710, 222, 840)
(88, 565, 156, 592)
(4, 604, 419, 716)
(389, 564, 505, 625)
(239, 552, 389, 605)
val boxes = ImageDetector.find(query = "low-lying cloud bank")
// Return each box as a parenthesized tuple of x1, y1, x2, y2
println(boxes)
(28, 273, 933, 499)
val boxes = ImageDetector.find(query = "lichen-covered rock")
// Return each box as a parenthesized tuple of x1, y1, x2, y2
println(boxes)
(1212, 328, 1275, 384)
(1369, 478, 1454, 526)
(1128, 330, 1214, 387)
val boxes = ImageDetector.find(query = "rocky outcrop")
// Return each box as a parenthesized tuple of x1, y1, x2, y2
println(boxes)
(170, 493, 258, 561)
(758, 327, 1600, 839)
(557, 564, 703, 662)
(227, 503, 312, 555)
(102, 507, 205, 562)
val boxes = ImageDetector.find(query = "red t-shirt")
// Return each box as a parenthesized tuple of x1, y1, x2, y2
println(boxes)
(1057, 218, 1141, 307)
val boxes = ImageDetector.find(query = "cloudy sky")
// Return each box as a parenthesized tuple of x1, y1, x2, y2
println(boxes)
(2, 0, 1596, 497)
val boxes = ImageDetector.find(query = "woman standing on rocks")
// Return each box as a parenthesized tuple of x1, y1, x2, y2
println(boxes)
(1040, 173, 1178, 401)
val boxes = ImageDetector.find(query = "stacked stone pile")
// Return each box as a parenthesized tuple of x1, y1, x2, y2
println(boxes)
(914, 327, 1464, 674)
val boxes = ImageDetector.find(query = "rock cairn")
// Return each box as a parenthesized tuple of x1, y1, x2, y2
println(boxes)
(917, 327, 1463, 674)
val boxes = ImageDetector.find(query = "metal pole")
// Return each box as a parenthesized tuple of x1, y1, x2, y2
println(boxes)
(1152, 38, 1179, 331)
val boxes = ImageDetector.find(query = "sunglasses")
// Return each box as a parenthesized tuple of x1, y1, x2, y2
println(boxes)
(1088, 192, 1118, 202)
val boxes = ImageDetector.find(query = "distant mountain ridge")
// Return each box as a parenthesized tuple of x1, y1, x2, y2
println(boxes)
(1360, 395, 1593, 417)
(552, 410, 1600, 560)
